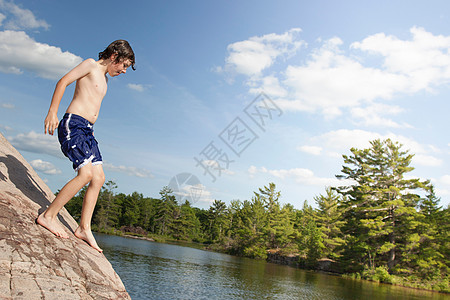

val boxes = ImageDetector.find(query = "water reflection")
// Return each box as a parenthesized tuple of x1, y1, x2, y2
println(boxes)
(96, 234, 447, 300)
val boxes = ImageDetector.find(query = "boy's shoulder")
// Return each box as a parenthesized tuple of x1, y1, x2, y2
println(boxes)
(81, 58, 98, 68)
(72, 58, 101, 76)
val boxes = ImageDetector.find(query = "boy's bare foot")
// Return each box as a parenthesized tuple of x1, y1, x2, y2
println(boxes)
(74, 227, 103, 253)
(36, 213, 69, 239)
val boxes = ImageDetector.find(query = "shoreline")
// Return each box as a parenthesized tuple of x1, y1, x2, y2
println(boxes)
(96, 229, 449, 295)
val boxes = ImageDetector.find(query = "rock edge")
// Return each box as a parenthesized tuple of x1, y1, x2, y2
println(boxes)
(0, 133, 130, 299)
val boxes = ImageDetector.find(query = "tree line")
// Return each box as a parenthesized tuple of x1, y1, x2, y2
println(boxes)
(65, 139, 449, 292)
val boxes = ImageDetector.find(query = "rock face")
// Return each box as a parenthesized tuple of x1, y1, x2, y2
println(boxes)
(0, 133, 130, 299)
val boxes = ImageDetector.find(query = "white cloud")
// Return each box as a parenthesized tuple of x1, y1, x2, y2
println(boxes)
(200, 160, 235, 176)
(1, 102, 14, 109)
(9, 131, 62, 158)
(248, 165, 347, 187)
(440, 175, 450, 185)
(436, 176, 450, 198)
(224, 28, 305, 77)
(351, 27, 450, 91)
(103, 162, 154, 178)
(30, 159, 61, 175)
(0, 124, 12, 132)
(0, 0, 49, 30)
(171, 183, 214, 205)
(249, 75, 287, 97)
(127, 83, 150, 92)
(0, 12, 5, 26)
(225, 27, 450, 126)
(194, 185, 215, 206)
(281, 37, 409, 118)
(313, 129, 381, 152)
(307, 129, 442, 167)
(413, 154, 442, 167)
(350, 103, 412, 128)
(0, 30, 82, 79)
(297, 145, 322, 156)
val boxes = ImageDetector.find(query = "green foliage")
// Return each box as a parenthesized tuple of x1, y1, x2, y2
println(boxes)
(243, 245, 267, 259)
(361, 266, 393, 283)
(207, 200, 228, 242)
(297, 215, 324, 268)
(314, 187, 345, 260)
(154, 186, 177, 236)
(95, 181, 121, 230)
(60, 138, 448, 293)
(336, 139, 432, 273)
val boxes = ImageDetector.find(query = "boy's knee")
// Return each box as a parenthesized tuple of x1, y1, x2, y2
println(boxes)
(93, 171, 105, 186)
(78, 167, 94, 184)
(90, 167, 105, 186)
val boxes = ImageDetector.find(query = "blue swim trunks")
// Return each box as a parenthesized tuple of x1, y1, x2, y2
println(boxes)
(58, 113, 103, 171)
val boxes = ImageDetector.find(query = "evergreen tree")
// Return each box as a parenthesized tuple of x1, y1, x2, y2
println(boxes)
(411, 186, 447, 279)
(251, 183, 295, 250)
(314, 187, 345, 260)
(207, 200, 228, 242)
(227, 196, 267, 258)
(154, 186, 177, 235)
(273, 204, 296, 249)
(172, 200, 201, 241)
(437, 205, 450, 276)
(95, 180, 120, 230)
(139, 197, 157, 232)
(336, 139, 430, 273)
(243, 195, 268, 258)
(256, 183, 280, 248)
(193, 206, 210, 238)
(296, 200, 325, 267)
(121, 192, 143, 227)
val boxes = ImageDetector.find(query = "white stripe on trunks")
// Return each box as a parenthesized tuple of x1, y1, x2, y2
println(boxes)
(65, 113, 72, 141)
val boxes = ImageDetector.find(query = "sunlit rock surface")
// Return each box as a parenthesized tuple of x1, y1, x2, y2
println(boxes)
(0, 133, 130, 299)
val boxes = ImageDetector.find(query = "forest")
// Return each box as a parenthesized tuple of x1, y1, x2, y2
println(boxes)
(65, 139, 449, 293)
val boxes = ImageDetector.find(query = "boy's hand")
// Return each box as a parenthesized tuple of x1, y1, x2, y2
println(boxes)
(44, 113, 59, 135)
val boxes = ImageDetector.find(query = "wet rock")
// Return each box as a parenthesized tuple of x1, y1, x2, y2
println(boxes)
(0, 133, 130, 299)
(266, 250, 300, 268)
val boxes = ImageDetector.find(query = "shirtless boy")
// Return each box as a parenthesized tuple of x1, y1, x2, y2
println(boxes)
(37, 40, 135, 252)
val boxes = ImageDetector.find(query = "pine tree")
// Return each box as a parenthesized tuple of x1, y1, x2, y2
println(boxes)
(139, 197, 157, 232)
(314, 187, 345, 259)
(255, 183, 295, 249)
(227, 196, 268, 258)
(171, 200, 202, 241)
(154, 186, 177, 236)
(207, 200, 227, 242)
(411, 186, 447, 279)
(121, 192, 143, 227)
(336, 139, 430, 273)
(95, 180, 120, 230)
(296, 200, 325, 267)
(437, 205, 450, 275)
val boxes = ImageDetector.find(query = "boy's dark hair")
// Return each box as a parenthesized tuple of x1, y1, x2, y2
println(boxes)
(99, 40, 135, 70)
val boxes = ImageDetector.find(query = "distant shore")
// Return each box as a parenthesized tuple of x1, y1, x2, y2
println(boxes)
(96, 228, 449, 295)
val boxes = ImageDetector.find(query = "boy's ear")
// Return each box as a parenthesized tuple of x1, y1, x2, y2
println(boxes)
(110, 53, 117, 62)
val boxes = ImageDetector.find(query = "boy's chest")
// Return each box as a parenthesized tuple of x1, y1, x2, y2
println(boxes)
(86, 73, 108, 97)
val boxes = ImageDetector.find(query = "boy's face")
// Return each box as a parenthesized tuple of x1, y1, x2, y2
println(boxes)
(108, 58, 132, 77)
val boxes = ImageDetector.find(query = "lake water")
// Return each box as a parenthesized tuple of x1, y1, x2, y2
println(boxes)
(96, 233, 448, 300)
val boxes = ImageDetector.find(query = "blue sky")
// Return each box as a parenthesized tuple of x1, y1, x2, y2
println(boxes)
(1, 0, 450, 209)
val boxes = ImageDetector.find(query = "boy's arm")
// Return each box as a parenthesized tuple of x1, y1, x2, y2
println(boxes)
(44, 59, 97, 135)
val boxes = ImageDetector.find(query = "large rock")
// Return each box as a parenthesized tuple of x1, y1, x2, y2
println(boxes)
(0, 133, 130, 299)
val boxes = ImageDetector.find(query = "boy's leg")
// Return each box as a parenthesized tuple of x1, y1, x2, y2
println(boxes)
(74, 164, 105, 252)
(37, 163, 95, 238)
